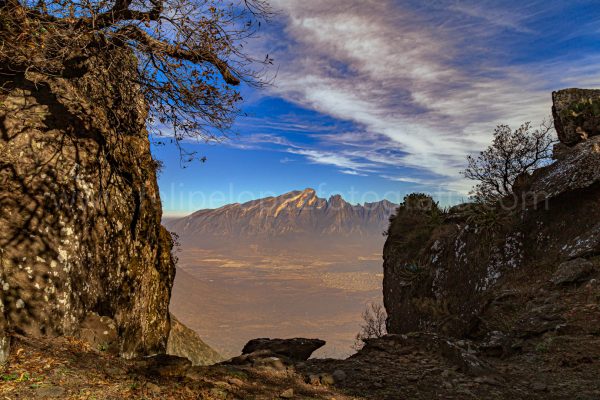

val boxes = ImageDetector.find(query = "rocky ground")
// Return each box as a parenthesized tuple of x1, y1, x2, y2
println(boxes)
(2, 291, 600, 400)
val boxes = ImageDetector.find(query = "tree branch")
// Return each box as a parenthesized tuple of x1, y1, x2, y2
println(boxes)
(117, 25, 240, 85)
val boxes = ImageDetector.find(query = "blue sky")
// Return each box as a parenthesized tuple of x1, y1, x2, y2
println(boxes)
(153, 0, 600, 216)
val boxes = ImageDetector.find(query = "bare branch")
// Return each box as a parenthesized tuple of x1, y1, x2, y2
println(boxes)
(462, 120, 557, 204)
(117, 25, 240, 85)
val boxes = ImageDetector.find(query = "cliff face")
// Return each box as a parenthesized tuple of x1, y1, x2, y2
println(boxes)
(383, 89, 600, 338)
(0, 45, 175, 361)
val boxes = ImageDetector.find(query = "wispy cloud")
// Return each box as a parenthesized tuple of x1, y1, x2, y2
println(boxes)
(285, 147, 376, 171)
(340, 169, 367, 176)
(250, 0, 600, 193)
(279, 157, 295, 164)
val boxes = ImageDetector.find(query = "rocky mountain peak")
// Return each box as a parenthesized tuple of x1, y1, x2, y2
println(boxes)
(165, 191, 397, 249)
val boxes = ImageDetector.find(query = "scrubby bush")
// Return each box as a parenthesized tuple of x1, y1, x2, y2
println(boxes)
(353, 303, 387, 350)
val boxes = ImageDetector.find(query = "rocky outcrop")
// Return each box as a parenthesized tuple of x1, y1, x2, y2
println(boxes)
(0, 44, 175, 360)
(224, 337, 325, 371)
(383, 89, 600, 339)
(241, 338, 325, 361)
(552, 88, 600, 145)
(166, 314, 223, 366)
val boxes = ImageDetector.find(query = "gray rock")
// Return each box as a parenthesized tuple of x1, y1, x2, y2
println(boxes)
(0, 331, 9, 365)
(551, 258, 595, 285)
(332, 369, 347, 382)
(241, 338, 325, 361)
(252, 356, 287, 371)
(512, 305, 566, 338)
(552, 142, 574, 161)
(531, 382, 548, 392)
(145, 382, 162, 394)
(479, 331, 516, 358)
(133, 354, 191, 377)
(306, 374, 320, 385)
(439, 339, 494, 377)
(527, 136, 600, 206)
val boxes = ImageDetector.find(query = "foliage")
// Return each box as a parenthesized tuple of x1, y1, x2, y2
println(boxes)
(462, 121, 556, 205)
(386, 194, 446, 271)
(463, 202, 512, 234)
(0, 0, 272, 162)
(389, 193, 445, 227)
(353, 303, 387, 350)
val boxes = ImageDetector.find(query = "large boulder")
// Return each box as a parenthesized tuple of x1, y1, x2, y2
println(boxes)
(552, 88, 600, 146)
(241, 338, 326, 361)
(0, 44, 175, 358)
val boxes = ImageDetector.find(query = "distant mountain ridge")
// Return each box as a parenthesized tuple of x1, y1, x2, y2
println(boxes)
(166, 188, 397, 241)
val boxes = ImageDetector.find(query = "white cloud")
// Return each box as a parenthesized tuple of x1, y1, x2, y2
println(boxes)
(286, 147, 376, 171)
(340, 169, 367, 176)
(256, 0, 600, 194)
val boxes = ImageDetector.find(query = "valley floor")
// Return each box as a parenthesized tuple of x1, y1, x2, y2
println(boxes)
(170, 246, 384, 358)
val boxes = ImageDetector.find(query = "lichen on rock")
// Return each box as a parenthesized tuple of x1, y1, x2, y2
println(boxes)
(0, 43, 175, 359)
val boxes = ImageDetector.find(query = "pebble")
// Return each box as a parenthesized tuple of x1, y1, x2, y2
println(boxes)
(320, 373, 335, 385)
(228, 377, 245, 386)
(146, 382, 162, 394)
(280, 388, 294, 398)
(306, 374, 320, 385)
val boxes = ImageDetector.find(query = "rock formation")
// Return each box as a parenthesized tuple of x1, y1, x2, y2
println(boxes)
(241, 338, 326, 361)
(552, 88, 600, 145)
(383, 88, 600, 339)
(166, 314, 223, 366)
(0, 44, 175, 361)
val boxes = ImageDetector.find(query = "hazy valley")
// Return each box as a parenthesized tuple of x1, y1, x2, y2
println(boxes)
(165, 189, 395, 358)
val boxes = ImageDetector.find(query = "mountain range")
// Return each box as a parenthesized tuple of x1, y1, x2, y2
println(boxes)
(165, 188, 397, 252)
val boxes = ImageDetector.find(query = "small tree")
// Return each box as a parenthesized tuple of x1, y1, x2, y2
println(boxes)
(353, 302, 387, 350)
(462, 121, 555, 204)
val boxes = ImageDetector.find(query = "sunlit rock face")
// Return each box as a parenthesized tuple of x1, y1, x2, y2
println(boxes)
(166, 188, 397, 253)
(0, 46, 175, 360)
(383, 89, 600, 338)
